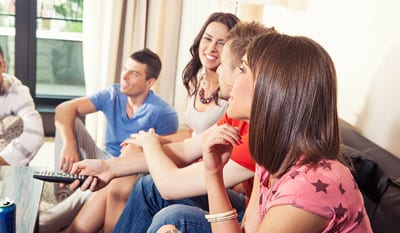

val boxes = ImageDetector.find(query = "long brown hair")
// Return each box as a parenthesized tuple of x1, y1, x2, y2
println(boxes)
(182, 12, 239, 96)
(248, 33, 342, 177)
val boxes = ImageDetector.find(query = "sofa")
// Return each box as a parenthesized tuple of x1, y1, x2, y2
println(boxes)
(340, 120, 400, 233)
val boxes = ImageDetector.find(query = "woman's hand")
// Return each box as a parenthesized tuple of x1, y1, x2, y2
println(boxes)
(202, 124, 242, 176)
(121, 128, 160, 148)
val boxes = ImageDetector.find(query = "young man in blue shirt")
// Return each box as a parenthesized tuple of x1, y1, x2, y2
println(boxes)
(40, 48, 178, 232)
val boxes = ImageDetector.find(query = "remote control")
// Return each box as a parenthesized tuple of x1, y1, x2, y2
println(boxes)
(33, 171, 90, 184)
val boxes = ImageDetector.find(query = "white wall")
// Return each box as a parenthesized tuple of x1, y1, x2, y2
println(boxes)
(259, 0, 400, 158)
(173, 0, 400, 158)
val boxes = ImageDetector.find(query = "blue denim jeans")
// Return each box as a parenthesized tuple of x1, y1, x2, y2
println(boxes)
(113, 175, 247, 233)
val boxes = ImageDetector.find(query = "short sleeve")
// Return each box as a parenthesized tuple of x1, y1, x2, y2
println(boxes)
(88, 85, 116, 111)
(263, 162, 361, 220)
(154, 107, 179, 135)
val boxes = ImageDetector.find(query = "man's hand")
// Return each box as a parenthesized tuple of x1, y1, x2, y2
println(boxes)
(59, 144, 80, 173)
(202, 124, 242, 176)
(69, 159, 115, 192)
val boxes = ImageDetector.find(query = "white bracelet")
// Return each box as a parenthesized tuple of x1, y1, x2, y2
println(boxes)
(207, 213, 238, 223)
(205, 209, 237, 219)
(205, 209, 238, 223)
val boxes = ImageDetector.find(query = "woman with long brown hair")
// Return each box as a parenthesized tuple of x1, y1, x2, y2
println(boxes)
(202, 32, 373, 233)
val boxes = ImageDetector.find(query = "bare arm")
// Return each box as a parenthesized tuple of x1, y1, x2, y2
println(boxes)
(202, 125, 243, 233)
(55, 97, 96, 172)
(70, 131, 205, 191)
(160, 128, 193, 143)
(257, 205, 328, 233)
(144, 143, 253, 200)
(69, 148, 148, 191)
(132, 126, 252, 200)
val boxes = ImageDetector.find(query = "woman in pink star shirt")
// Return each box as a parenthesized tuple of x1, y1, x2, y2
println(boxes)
(202, 32, 373, 233)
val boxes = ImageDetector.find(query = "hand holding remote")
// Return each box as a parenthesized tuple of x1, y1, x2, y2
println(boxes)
(33, 171, 90, 184)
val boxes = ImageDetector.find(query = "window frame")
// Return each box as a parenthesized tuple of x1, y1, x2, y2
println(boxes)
(15, 0, 79, 135)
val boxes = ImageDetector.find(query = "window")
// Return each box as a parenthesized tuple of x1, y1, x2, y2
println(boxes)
(0, 0, 84, 106)
(36, 0, 84, 97)
(1, 0, 84, 135)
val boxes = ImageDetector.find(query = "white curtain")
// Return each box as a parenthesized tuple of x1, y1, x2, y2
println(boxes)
(146, 0, 183, 104)
(82, 0, 183, 146)
(83, 0, 124, 147)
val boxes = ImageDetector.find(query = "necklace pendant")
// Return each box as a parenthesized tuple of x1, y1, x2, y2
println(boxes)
(199, 88, 214, 104)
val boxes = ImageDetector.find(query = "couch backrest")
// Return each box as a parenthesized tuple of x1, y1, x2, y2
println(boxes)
(340, 120, 400, 233)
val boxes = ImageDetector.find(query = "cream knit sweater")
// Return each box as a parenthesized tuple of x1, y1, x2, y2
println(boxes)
(0, 74, 44, 165)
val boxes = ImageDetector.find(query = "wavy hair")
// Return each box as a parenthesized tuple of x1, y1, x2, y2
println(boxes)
(182, 12, 239, 96)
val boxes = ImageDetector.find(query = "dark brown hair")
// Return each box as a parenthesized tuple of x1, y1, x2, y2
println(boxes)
(131, 48, 162, 80)
(248, 33, 342, 177)
(182, 12, 239, 96)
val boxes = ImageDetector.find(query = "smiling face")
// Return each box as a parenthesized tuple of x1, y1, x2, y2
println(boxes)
(227, 55, 254, 120)
(198, 22, 229, 72)
(119, 58, 154, 97)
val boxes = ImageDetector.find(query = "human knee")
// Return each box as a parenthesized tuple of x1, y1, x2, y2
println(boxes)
(148, 205, 208, 233)
(107, 179, 135, 201)
(156, 225, 180, 233)
(68, 221, 98, 233)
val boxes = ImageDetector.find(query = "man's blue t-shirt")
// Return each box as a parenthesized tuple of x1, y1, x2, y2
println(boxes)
(89, 84, 178, 156)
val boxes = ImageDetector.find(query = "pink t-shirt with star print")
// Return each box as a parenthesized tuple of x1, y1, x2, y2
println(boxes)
(256, 159, 372, 232)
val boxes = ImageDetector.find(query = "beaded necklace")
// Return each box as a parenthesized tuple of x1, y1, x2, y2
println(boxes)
(199, 87, 218, 104)
(197, 71, 219, 104)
